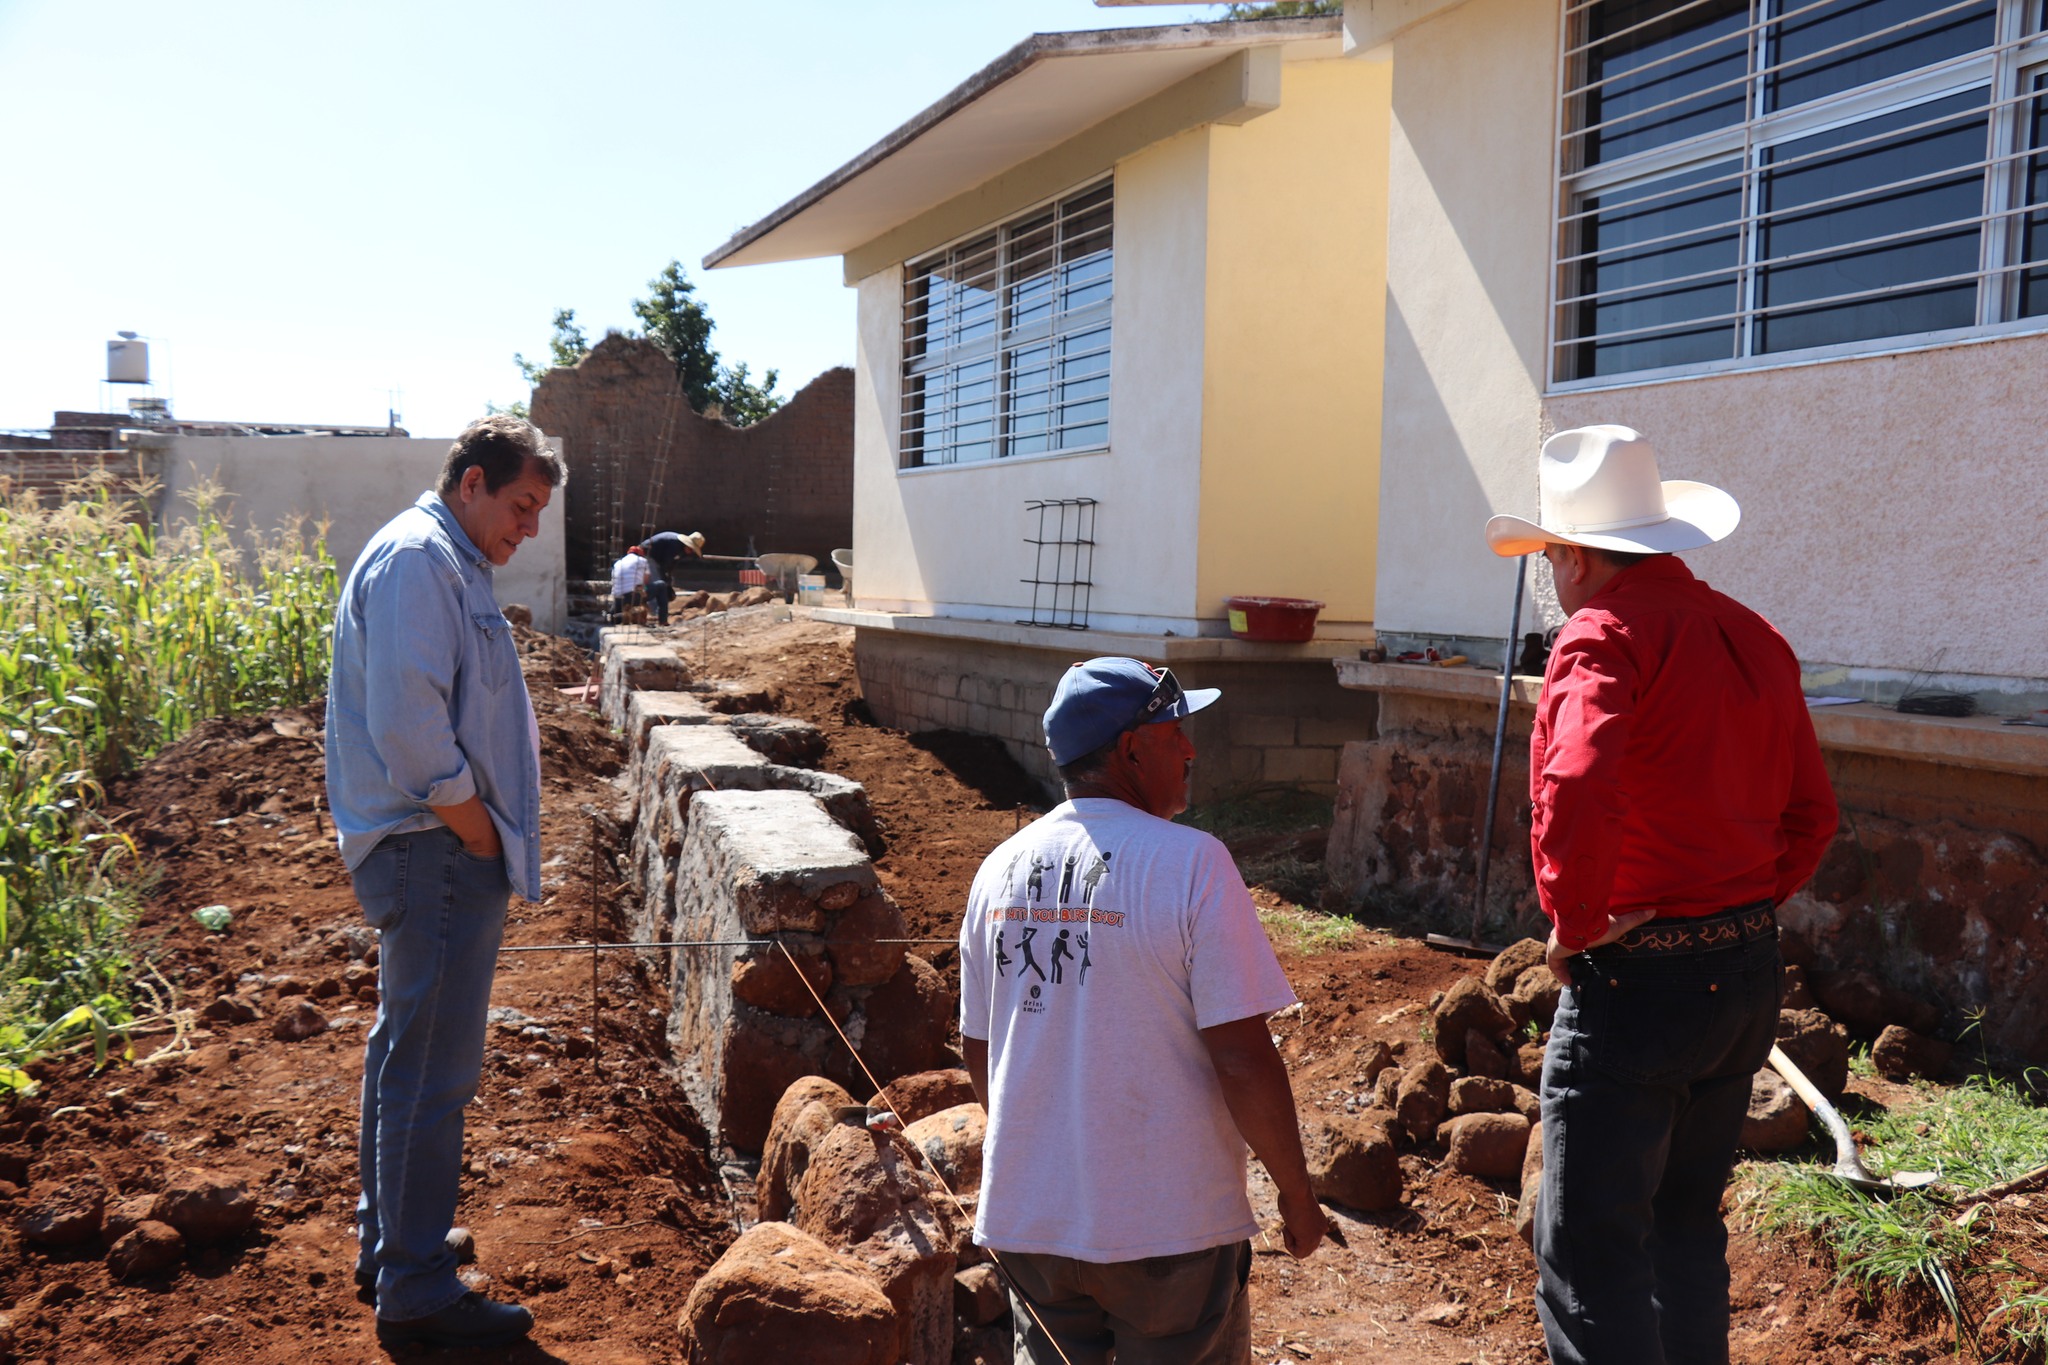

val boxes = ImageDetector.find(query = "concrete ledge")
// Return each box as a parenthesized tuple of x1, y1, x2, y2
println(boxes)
(624, 690, 720, 747)
(1334, 659, 2048, 780)
(1334, 658, 1537, 704)
(819, 607, 1371, 660)
(602, 643, 694, 727)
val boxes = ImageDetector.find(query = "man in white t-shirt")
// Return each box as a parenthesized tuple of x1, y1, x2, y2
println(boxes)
(958, 656, 1324, 1365)
(608, 545, 649, 621)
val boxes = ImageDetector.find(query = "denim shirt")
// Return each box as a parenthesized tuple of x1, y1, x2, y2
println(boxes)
(325, 491, 542, 900)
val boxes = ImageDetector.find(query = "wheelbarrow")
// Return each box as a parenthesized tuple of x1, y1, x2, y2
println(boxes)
(830, 547, 852, 605)
(754, 552, 817, 601)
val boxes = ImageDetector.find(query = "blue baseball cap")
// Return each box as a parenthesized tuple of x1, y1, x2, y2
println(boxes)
(1043, 657, 1220, 766)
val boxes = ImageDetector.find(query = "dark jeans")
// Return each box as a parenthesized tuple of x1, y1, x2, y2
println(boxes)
(646, 579, 672, 625)
(350, 826, 510, 1321)
(1535, 924, 1781, 1365)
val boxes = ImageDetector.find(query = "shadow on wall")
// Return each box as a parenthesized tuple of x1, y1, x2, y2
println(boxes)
(531, 335, 854, 579)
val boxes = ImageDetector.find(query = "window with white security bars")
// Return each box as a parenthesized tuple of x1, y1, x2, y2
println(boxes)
(1553, 0, 2048, 385)
(900, 180, 1113, 468)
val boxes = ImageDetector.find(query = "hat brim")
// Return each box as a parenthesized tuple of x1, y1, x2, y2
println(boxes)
(1155, 687, 1221, 725)
(1486, 481, 1740, 556)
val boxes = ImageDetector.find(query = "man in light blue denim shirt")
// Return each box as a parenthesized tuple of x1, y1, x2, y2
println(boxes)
(325, 414, 562, 1351)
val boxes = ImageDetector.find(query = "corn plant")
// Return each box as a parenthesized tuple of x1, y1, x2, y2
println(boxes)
(0, 472, 336, 1078)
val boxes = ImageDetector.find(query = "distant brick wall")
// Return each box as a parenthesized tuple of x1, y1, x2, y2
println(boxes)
(0, 447, 162, 508)
(529, 335, 853, 580)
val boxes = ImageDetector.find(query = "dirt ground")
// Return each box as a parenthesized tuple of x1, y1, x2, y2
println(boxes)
(0, 610, 1982, 1363)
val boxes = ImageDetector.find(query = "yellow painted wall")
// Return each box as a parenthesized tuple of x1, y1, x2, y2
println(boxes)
(1196, 58, 1391, 629)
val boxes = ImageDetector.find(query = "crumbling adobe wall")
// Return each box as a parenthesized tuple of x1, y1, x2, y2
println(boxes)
(529, 335, 852, 578)
(599, 630, 953, 1151)
(1328, 692, 2048, 1065)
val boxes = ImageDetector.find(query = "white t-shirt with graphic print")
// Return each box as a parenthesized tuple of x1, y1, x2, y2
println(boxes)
(958, 797, 1297, 1263)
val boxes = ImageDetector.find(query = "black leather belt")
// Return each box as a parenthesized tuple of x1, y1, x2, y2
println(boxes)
(1596, 900, 1776, 956)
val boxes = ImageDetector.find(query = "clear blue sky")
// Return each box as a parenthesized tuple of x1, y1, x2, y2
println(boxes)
(0, 1, 1228, 438)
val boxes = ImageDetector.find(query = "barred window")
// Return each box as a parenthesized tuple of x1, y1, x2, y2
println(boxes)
(901, 180, 1113, 468)
(1555, 0, 2048, 385)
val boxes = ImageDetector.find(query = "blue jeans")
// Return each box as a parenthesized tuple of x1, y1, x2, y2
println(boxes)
(350, 825, 509, 1321)
(1534, 924, 1781, 1365)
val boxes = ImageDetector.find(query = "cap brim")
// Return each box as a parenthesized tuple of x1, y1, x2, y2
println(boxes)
(1485, 481, 1741, 556)
(1157, 687, 1221, 723)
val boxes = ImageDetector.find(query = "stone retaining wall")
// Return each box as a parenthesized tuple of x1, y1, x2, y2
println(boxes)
(601, 630, 951, 1151)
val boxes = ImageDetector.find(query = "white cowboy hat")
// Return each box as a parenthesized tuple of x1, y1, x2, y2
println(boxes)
(1485, 425, 1740, 557)
(681, 531, 706, 554)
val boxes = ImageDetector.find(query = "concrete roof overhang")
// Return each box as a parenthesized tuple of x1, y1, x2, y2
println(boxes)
(703, 16, 1341, 272)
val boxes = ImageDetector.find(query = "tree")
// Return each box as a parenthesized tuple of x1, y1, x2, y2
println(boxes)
(630, 260, 783, 426)
(1223, 1, 1343, 16)
(515, 308, 590, 388)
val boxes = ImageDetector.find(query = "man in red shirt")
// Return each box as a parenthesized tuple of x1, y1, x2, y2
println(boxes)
(1485, 426, 1837, 1365)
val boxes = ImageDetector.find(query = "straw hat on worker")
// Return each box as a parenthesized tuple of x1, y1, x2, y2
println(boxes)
(1485, 425, 1740, 557)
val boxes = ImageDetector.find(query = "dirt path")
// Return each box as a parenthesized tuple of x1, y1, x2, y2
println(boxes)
(0, 611, 1963, 1363)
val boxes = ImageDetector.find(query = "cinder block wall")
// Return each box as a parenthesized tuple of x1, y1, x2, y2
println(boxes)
(530, 336, 853, 578)
(852, 629, 1377, 804)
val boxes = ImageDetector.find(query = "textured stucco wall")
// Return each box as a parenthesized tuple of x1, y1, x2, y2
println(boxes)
(158, 435, 568, 633)
(849, 128, 1212, 632)
(1198, 57, 1389, 630)
(1370, 0, 1556, 643)
(1544, 334, 2048, 682)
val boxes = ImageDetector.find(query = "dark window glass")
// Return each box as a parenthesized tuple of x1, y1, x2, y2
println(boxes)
(1564, 160, 1744, 378)
(1757, 89, 1987, 353)
(1770, 0, 1995, 112)
(1581, 0, 1749, 165)
(2020, 76, 2048, 317)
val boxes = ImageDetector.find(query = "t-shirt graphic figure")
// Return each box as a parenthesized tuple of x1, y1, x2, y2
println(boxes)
(1058, 854, 1078, 903)
(1015, 926, 1047, 981)
(1080, 851, 1112, 905)
(1027, 856, 1050, 903)
(1077, 932, 1093, 985)
(994, 930, 1012, 978)
(1049, 929, 1073, 985)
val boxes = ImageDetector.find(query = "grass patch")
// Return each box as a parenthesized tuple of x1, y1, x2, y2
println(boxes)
(1257, 903, 1366, 955)
(1736, 1072, 2048, 1358)
(1178, 788, 1333, 841)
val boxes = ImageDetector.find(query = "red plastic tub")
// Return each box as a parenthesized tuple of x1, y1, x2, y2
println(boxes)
(1224, 596, 1325, 642)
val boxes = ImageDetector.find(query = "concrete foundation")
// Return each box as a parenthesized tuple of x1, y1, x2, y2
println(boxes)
(601, 633, 943, 1150)
(846, 621, 1378, 802)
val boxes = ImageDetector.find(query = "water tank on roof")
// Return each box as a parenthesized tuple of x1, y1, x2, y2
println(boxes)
(107, 332, 149, 384)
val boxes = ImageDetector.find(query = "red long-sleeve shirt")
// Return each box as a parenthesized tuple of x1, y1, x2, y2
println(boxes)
(1530, 556, 1838, 951)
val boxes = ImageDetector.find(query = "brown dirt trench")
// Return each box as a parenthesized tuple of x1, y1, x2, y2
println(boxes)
(0, 612, 1953, 1364)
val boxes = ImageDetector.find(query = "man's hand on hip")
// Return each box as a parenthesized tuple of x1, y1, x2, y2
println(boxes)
(1546, 908, 1658, 986)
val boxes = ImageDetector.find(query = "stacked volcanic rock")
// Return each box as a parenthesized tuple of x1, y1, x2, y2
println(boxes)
(680, 1069, 1003, 1365)
(1288, 939, 1558, 1224)
(14, 1166, 256, 1283)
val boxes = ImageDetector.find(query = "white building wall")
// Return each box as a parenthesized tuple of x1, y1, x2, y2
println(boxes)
(157, 435, 568, 633)
(1370, 0, 1558, 642)
(848, 127, 1213, 632)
